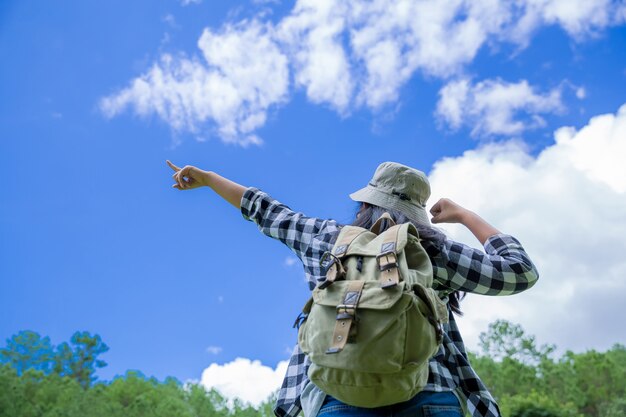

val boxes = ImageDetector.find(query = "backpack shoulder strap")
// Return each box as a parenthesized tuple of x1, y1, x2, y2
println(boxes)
(377, 224, 402, 288)
(333, 226, 367, 257)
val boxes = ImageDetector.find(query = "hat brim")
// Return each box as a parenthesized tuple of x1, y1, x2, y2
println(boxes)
(350, 186, 431, 226)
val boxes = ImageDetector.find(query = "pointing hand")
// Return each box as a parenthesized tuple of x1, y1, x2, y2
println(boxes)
(166, 160, 208, 190)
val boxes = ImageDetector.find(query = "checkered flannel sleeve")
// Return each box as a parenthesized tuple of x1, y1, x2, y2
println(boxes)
(240, 187, 332, 266)
(431, 233, 539, 295)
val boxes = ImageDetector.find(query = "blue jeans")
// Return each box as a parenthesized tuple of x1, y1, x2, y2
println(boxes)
(317, 391, 463, 417)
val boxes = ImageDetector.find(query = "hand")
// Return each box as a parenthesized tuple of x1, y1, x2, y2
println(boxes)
(430, 198, 468, 224)
(166, 160, 208, 190)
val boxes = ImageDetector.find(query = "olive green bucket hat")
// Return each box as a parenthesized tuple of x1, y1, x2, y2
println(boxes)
(349, 161, 431, 226)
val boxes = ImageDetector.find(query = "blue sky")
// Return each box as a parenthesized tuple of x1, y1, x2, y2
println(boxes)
(2, 0, 626, 405)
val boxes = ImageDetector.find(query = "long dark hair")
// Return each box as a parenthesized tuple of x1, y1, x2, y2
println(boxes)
(333, 202, 466, 316)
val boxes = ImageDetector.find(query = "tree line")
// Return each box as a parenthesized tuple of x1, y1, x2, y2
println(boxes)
(0, 320, 624, 417)
(469, 320, 625, 417)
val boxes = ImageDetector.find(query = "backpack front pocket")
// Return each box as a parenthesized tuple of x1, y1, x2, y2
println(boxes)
(299, 280, 414, 373)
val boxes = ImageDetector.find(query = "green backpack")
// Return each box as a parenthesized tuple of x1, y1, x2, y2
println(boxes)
(296, 212, 449, 408)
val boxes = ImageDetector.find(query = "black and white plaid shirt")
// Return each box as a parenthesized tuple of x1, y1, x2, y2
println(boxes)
(240, 187, 539, 417)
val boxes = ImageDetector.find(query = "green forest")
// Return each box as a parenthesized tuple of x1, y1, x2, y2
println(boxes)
(0, 320, 624, 417)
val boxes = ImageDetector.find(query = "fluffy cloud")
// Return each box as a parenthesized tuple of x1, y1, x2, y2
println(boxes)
(277, 0, 353, 112)
(348, 1, 505, 107)
(198, 358, 288, 407)
(100, 21, 288, 147)
(508, 0, 626, 44)
(102, 0, 625, 143)
(436, 78, 565, 137)
(427, 103, 626, 353)
(281, 0, 623, 111)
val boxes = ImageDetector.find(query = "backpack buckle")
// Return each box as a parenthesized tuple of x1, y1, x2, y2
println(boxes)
(325, 282, 365, 354)
(319, 251, 346, 289)
(336, 288, 359, 319)
(336, 304, 356, 320)
(376, 251, 398, 271)
(320, 251, 344, 270)
(319, 251, 334, 267)
(376, 251, 399, 289)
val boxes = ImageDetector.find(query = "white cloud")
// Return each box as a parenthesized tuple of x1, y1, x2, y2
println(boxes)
(180, 0, 202, 6)
(427, 103, 626, 353)
(436, 78, 564, 137)
(347, 1, 503, 108)
(102, 0, 626, 143)
(284, 256, 298, 267)
(508, 0, 626, 44)
(206, 345, 223, 355)
(277, 0, 353, 112)
(199, 358, 289, 407)
(100, 21, 288, 147)
(278, 0, 624, 110)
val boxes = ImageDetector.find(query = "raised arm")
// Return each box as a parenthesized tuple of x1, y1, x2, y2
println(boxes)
(167, 160, 245, 209)
(430, 234, 539, 295)
(166, 160, 340, 269)
(430, 197, 500, 245)
(428, 197, 539, 295)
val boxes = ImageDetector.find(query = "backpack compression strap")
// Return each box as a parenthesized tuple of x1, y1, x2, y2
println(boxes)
(326, 280, 365, 354)
(376, 224, 402, 289)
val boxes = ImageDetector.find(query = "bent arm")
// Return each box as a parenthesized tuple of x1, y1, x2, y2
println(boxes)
(432, 234, 540, 296)
(459, 210, 501, 245)
(202, 171, 247, 209)
(430, 197, 500, 245)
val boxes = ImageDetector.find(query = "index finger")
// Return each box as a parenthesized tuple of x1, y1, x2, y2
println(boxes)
(166, 160, 181, 172)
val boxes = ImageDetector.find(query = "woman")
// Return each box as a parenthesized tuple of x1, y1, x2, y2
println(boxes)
(167, 160, 539, 417)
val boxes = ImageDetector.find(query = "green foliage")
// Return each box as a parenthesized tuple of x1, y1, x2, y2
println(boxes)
(0, 331, 55, 375)
(184, 383, 231, 416)
(1, 330, 108, 390)
(471, 321, 626, 417)
(468, 353, 540, 398)
(598, 397, 626, 417)
(1, 324, 623, 417)
(0, 363, 277, 417)
(53, 331, 109, 389)
(479, 320, 555, 365)
(498, 390, 581, 417)
(560, 345, 626, 417)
